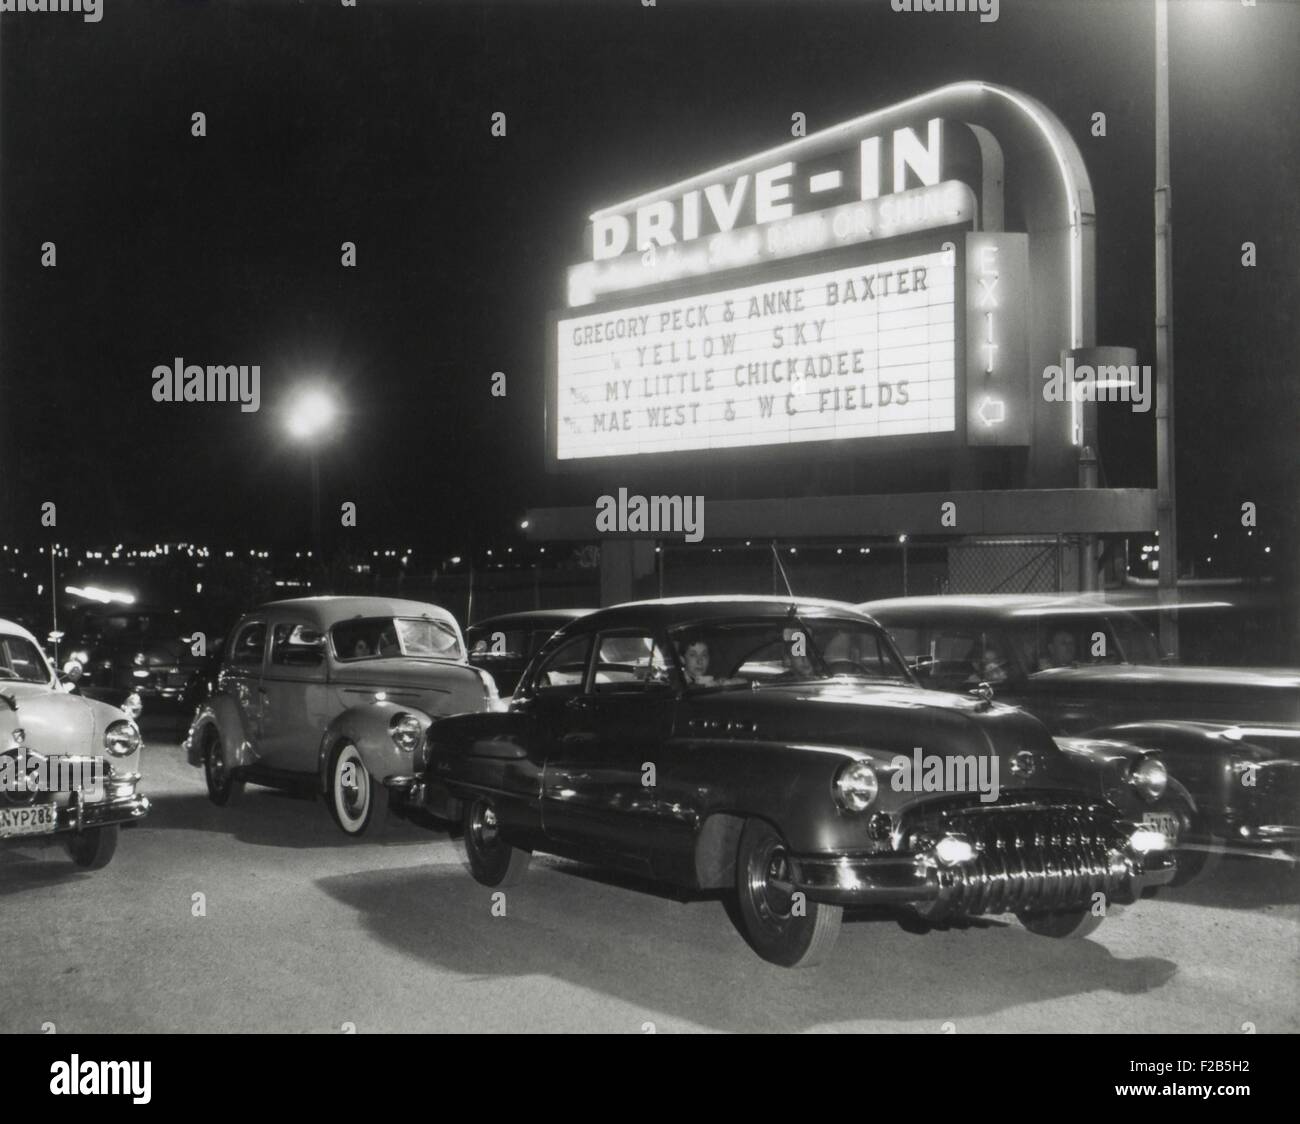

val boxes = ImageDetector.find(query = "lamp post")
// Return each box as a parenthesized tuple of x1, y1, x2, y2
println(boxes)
(285, 387, 338, 559)
(1154, 0, 1179, 657)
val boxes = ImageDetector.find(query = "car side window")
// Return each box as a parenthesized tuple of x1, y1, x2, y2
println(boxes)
(531, 635, 592, 695)
(592, 633, 673, 693)
(270, 621, 324, 668)
(229, 620, 266, 670)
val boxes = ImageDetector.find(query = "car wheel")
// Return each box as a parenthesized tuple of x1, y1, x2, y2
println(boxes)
(203, 729, 244, 807)
(327, 742, 380, 836)
(462, 796, 531, 886)
(734, 819, 842, 967)
(1016, 906, 1105, 939)
(65, 824, 119, 870)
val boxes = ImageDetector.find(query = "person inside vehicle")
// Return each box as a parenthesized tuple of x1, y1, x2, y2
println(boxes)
(375, 626, 400, 656)
(1039, 628, 1077, 670)
(680, 639, 720, 685)
(352, 639, 372, 658)
(965, 639, 1009, 684)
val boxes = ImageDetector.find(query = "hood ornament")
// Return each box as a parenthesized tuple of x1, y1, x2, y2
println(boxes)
(969, 681, 994, 710)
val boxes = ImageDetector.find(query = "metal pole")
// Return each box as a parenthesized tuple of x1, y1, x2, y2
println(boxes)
(310, 450, 321, 559)
(1155, 0, 1180, 656)
(49, 544, 59, 665)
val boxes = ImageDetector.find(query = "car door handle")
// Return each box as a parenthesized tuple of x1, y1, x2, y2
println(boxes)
(564, 696, 594, 712)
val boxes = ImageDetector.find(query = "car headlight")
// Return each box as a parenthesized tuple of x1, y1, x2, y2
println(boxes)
(389, 712, 423, 752)
(1127, 755, 1168, 802)
(833, 759, 878, 812)
(104, 719, 141, 757)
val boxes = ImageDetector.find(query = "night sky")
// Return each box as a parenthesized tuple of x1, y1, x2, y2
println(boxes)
(1, 0, 1296, 575)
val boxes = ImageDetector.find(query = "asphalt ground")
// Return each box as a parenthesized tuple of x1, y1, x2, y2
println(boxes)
(2, 723, 1296, 1034)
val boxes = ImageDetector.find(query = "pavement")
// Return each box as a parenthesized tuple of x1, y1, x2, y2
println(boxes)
(2, 719, 1297, 1034)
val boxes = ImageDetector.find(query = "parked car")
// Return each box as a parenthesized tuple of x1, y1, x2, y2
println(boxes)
(416, 597, 1175, 967)
(185, 597, 500, 835)
(861, 594, 1300, 880)
(61, 604, 210, 712)
(466, 609, 593, 696)
(0, 618, 149, 868)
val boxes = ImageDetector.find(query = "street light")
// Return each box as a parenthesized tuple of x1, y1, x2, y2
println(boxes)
(284, 386, 339, 556)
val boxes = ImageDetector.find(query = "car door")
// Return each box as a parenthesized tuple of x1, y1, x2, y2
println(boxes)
(218, 616, 268, 759)
(541, 629, 678, 872)
(258, 615, 329, 773)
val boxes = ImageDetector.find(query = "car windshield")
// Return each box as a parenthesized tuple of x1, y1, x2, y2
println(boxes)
(0, 634, 51, 683)
(331, 616, 463, 662)
(668, 616, 909, 689)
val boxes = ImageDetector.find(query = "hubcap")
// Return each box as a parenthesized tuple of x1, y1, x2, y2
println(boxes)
(336, 749, 368, 821)
(750, 840, 795, 921)
(207, 742, 225, 787)
(475, 803, 499, 848)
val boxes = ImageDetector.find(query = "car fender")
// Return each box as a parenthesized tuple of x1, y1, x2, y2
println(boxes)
(1083, 719, 1278, 820)
(184, 695, 248, 769)
(317, 700, 432, 794)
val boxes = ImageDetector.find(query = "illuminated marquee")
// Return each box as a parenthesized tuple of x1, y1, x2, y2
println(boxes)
(569, 117, 986, 308)
(555, 248, 956, 461)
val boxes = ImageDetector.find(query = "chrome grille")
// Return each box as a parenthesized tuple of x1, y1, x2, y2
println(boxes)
(912, 797, 1131, 915)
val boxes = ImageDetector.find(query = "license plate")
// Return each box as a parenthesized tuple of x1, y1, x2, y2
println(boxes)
(0, 803, 58, 838)
(1143, 811, 1180, 846)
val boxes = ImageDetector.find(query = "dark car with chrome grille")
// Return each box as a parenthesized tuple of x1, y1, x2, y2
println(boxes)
(417, 597, 1175, 967)
(863, 594, 1300, 882)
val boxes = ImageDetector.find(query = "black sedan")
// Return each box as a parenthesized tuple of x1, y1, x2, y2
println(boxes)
(418, 597, 1175, 967)
(862, 594, 1300, 880)
(465, 608, 593, 696)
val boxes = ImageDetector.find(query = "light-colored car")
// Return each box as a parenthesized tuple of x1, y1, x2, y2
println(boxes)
(0, 618, 149, 869)
(185, 596, 499, 836)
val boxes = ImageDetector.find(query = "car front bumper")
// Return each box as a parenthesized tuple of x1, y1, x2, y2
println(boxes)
(792, 839, 1176, 911)
(2, 792, 150, 844)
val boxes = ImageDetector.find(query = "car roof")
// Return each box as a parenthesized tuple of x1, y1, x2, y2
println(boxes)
(860, 594, 1125, 626)
(0, 618, 43, 646)
(466, 609, 594, 632)
(568, 596, 879, 632)
(251, 596, 460, 629)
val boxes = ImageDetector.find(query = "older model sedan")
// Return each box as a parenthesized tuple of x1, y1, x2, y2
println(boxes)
(186, 597, 499, 835)
(417, 597, 1174, 967)
(862, 594, 1300, 880)
(0, 618, 149, 868)
(466, 609, 593, 696)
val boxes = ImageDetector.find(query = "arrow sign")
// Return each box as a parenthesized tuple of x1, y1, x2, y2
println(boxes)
(976, 396, 1005, 426)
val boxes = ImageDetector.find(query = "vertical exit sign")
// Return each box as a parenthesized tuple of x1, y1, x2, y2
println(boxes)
(965, 231, 1029, 446)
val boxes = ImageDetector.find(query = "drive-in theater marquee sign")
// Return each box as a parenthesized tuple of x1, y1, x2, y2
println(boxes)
(544, 83, 1092, 467)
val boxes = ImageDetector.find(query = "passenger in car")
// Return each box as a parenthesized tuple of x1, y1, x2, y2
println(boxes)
(1038, 628, 1077, 670)
(965, 639, 1009, 684)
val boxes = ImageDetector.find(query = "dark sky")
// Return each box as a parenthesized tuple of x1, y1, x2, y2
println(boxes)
(1, 0, 1296, 570)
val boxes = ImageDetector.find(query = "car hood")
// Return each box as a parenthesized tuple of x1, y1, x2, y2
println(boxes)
(1029, 664, 1300, 724)
(0, 681, 98, 754)
(680, 680, 1080, 797)
(330, 658, 489, 716)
